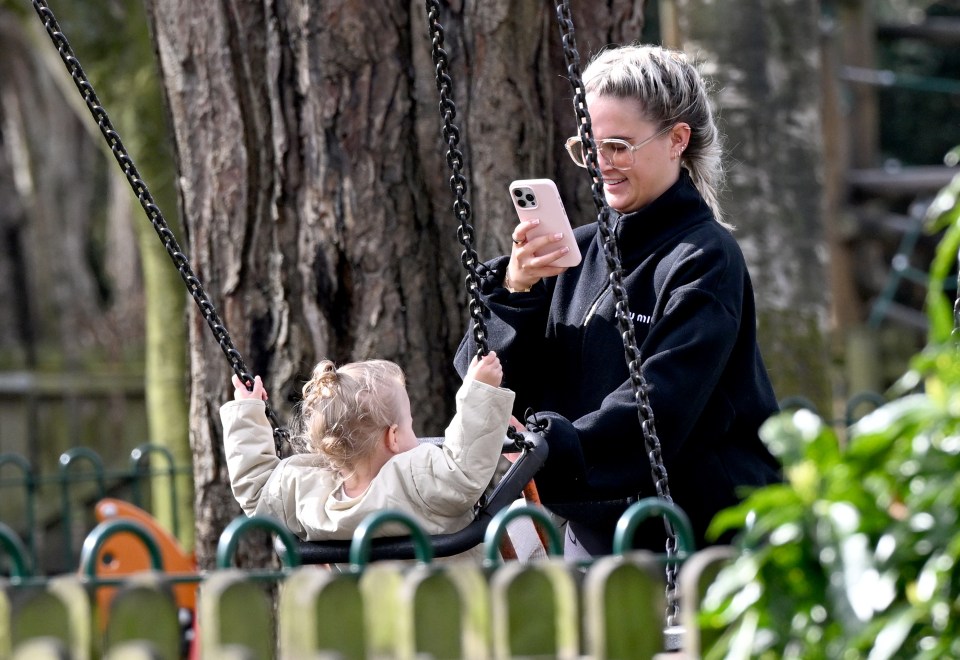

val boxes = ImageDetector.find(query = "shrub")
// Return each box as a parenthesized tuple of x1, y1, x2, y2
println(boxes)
(702, 162, 960, 659)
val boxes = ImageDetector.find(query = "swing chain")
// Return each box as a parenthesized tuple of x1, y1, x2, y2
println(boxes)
(30, 0, 290, 455)
(555, 0, 681, 635)
(424, 0, 490, 358)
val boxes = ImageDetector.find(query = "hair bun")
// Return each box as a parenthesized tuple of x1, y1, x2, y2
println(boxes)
(304, 360, 339, 403)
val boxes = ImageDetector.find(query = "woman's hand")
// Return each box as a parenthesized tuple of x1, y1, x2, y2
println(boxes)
(232, 374, 268, 401)
(506, 219, 571, 292)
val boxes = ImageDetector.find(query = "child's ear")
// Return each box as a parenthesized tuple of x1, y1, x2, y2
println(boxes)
(384, 424, 400, 454)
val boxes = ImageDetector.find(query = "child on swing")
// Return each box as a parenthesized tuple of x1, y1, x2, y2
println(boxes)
(219, 351, 515, 560)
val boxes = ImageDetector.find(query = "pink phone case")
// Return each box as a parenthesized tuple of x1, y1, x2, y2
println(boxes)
(509, 179, 582, 268)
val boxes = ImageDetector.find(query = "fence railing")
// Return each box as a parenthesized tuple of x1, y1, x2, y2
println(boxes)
(0, 501, 734, 659)
(0, 443, 190, 575)
(0, 370, 147, 452)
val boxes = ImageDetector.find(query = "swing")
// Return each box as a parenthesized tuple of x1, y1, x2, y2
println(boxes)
(30, 1, 685, 643)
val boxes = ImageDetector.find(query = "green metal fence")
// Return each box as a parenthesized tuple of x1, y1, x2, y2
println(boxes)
(0, 444, 190, 576)
(0, 501, 734, 659)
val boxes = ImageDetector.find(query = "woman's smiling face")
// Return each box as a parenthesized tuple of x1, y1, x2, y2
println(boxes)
(586, 92, 685, 214)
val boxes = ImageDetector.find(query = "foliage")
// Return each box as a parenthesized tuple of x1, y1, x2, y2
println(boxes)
(702, 165, 960, 659)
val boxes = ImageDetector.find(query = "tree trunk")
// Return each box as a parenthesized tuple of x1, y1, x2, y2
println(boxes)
(0, 12, 122, 368)
(664, 0, 833, 413)
(26, 0, 192, 552)
(101, 0, 195, 555)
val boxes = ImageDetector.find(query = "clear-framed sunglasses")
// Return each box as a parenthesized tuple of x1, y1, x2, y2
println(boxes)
(565, 124, 674, 171)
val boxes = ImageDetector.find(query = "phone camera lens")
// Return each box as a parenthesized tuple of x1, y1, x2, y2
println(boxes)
(517, 200, 527, 207)
(512, 189, 522, 197)
(525, 194, 535, 203)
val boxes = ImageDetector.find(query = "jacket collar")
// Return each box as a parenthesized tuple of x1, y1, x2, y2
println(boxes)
(603, 169, 715, 261)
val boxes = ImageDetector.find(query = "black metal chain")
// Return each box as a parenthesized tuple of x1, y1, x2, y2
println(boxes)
(555, 0, 681, 634)
(423, 0, 532, 448)
(424, 0, 490, 360)
(30, 0, 290, 456)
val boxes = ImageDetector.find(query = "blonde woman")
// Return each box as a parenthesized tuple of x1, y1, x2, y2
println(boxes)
(455, 44, 781, 558)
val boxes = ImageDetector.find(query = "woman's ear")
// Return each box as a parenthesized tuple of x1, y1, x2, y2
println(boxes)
(671, 122, 691, 152)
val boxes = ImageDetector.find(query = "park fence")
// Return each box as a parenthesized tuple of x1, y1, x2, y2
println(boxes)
(0, 443, 188, 576)
(1, 502, 735, 660)
(0, 389, 891, 658)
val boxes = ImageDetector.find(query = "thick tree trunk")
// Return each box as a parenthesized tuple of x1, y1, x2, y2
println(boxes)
(48, 0, 196, 553)
(0, 13, 124, 366)
(665, 0, 832, 413)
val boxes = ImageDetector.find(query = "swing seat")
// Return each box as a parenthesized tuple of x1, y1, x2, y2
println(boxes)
(289, 429, 548, 564)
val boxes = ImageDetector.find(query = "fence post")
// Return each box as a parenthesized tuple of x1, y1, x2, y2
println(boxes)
(200, 570, 275, 659)
(205, 516, 300, 658)
(489, 558, 580, 659)
(0, 587, 8, 659)
(398, 562, 492, 660)
(9, 576, 93, 660)
(612, 498, 697, 653)
(58, 448, 106, 569)
(348, 511, 434, 658)
(279, 567, 366, 660)
(678, 545, 739, 657)
(129, 444, 179, 539)
(582, 551, 665, 659)
(358, 562, 405, 657)
(0, 521, 32, 579)
(0, 454, 37, 564)
(102, 577, 181, 660)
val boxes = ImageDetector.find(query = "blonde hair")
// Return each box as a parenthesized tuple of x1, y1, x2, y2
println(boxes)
(295, 359, 407, 474)
(582, 44, 731, 230)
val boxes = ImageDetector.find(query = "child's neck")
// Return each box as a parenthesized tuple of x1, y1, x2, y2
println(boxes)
(341, 451, 392, 498)
(341, 471, 372, 498)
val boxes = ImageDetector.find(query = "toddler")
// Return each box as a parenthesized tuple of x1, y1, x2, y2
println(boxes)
(219, 352, 514, 560)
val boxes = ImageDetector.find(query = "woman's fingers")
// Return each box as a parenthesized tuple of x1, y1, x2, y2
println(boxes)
(513, 231, 571, 272)
(510, 219, 540, 247)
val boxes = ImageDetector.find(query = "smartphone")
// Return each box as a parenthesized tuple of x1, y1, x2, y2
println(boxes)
(508, 179, 582, 268)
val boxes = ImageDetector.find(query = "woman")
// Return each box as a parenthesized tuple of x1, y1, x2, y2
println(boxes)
(454, 44, 781, 558)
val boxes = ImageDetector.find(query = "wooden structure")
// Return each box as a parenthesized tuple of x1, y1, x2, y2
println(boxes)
(821, 4, 960, 396)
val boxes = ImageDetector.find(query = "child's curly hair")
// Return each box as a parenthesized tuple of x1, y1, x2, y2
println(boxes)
(296, 359, 407, 474)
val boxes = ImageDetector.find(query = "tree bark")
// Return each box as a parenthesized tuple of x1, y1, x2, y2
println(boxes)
(665, 0, 832, 413)
(0, 12, 126, 367)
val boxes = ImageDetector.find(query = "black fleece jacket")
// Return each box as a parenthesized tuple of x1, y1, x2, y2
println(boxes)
(454, 170, 781, 549)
